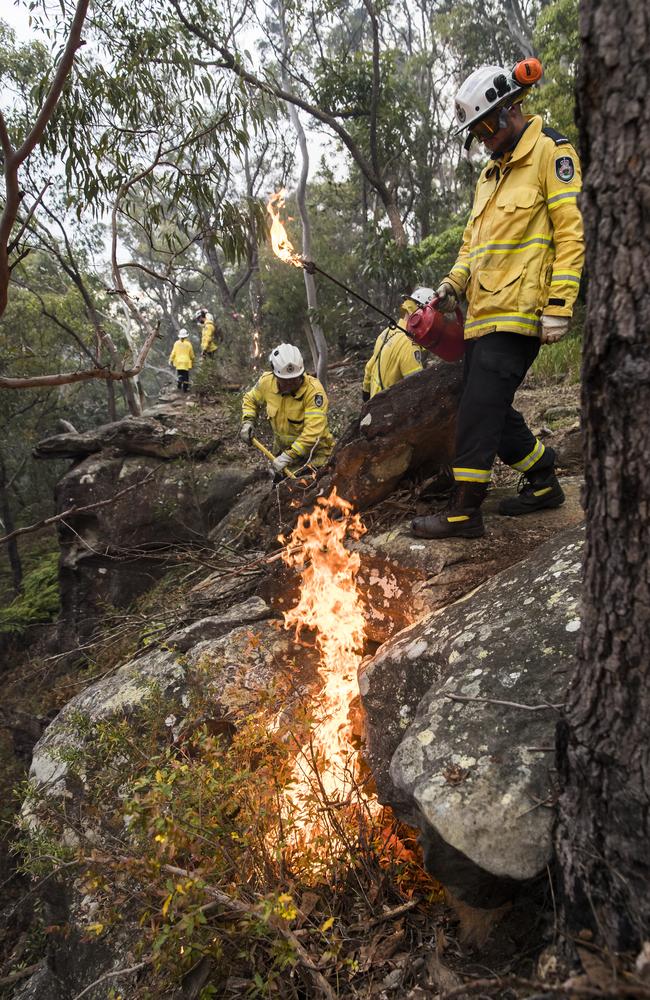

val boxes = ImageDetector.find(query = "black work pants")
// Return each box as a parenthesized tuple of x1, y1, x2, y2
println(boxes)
(453, 331, 552, 482)
(176, 369, 190, 392)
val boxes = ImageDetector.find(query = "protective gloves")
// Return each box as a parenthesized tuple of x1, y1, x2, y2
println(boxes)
(271, 452, 292, 474)
(540, 315, 570, 344)
(435, 281, 458, 314)
(239, 421, 254, 445)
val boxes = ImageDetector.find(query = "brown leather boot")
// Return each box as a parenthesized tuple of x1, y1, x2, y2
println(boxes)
(411, 482, 488, 539)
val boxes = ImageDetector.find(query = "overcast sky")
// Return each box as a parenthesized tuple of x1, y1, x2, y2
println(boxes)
(3, 5, 32, 40)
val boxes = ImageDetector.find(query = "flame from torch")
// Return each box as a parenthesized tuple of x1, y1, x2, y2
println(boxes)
(266, 189, 411, 334)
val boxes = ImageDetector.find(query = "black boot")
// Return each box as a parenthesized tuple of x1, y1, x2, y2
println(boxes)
(411, 482, 488, 539)
(498, 466, 565, 516)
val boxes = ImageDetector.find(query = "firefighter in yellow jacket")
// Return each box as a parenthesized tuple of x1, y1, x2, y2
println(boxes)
(362, 288, 431, 400)
(193, 307, 220, 359)
(240, 344, 334, 475)
(169, 329, 195, 393)
(413, 60, 584, 540)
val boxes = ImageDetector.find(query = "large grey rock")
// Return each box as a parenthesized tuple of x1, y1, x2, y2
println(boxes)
(360, 524, 584, 908)
(54, 451, 256, 644)
(167, 596, 272, 651)
(28, 647, 185, 802)
(354, 478, 584, 643)
(34, 407, 221, 461)
(185, 621, 321, 718)
(19, 614, 319, 1000)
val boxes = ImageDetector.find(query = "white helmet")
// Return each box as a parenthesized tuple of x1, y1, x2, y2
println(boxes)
(406, 287, 435, 307)
(179, 328, 189, 339)
(193, 307, 207, 322)
(269, 343, 304, 379)
(454, 65, 523, 135)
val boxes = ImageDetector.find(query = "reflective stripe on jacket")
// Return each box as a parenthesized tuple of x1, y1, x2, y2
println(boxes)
(201, 320, 218, 353)
(169, 339, 195, 369)
(363, 327, 423, 398)
(446, 116, 584, 340)
(241, 372, 335, 467)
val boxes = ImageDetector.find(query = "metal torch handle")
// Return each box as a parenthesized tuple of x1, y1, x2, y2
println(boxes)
(251, 437, 297, 479)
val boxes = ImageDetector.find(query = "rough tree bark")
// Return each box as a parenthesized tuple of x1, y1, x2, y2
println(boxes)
(0, 451, 23, 593)
(555, 0, 650, 951)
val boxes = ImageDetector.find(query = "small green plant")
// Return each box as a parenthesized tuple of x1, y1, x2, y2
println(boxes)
(0, 552, 60, 636)
(530, 331, 582, 385)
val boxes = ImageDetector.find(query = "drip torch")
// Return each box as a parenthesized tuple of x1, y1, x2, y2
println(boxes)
(266, 190, 465, 362)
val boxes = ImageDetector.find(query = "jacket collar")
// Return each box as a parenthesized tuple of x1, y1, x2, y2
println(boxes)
(505, 114, 543, 166)
(273, 373, 308, 399)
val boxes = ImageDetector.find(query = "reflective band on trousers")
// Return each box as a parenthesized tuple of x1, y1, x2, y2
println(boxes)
(453, 467, 492, 483)
(512, 439, 545, 472)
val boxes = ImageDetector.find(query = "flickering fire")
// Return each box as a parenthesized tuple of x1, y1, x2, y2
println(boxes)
(252, 327, 261, 359)
(280, 488, 376, 854)
(267, 189, 304, 268)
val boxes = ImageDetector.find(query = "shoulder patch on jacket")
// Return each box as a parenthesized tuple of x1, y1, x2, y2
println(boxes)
(542, 126, 570, 146)
(314, 393, 324, 407)
(555, 155, 575, 182)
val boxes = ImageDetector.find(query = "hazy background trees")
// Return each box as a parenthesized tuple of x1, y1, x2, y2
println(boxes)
(0, 0, 580, 589)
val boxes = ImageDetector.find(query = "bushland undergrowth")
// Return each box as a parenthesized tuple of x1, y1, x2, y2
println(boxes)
(15, 646, 443, 999)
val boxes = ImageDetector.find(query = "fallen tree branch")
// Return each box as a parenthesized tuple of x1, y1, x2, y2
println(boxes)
(0, 366, 150, 390)
(0, 963, 40, 988)
(70, 958, 152, 1000)
(0, 471, 156, 547)
(160, 863, 336, 999)
(93, 856, 336, 1000)
(444, 693, 563, 712)
(348, 898, 418, 932)
(438, 974, 650, 998)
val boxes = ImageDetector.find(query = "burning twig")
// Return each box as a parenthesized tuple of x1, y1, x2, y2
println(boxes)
(267, 189, 409, 333)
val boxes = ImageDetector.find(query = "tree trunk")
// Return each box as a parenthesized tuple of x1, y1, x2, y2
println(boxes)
(0, 452, 23, 594)
(279, 2, 329, 386)
(106, 378, 117, 422)
(554, 0, 650, 951)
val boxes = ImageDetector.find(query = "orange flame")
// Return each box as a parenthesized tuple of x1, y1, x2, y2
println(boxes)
(279, 489, 376, 857)
(267, 189, 303, 268)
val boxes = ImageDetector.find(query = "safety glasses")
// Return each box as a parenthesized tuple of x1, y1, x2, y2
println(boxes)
(468, 109, 502, 139)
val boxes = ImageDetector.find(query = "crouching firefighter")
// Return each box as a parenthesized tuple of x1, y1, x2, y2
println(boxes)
(362, 289, 430, 400)
(412, 58, 584, 540)
(239, 344, 335, 477)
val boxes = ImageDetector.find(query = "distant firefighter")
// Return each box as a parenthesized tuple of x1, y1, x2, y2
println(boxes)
(362, 288, 432, 400)
(193, 307, 220, 359)
(169, 329, 195, 393)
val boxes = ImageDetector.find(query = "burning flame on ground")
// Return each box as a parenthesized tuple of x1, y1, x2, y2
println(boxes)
(279, 489, 378, 861)
(267, 189, 304, 268)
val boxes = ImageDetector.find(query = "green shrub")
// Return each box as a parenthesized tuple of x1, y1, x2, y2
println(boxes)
(0, 552, 60, 636)
(417, 222, 466, 286)
(529, 331, 583, 385)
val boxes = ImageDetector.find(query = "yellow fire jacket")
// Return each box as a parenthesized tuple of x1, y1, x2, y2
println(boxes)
(201, 320, 218, 354)
(169, 339, 195, 369)
(363, 327, 423, 398)
(445, 116, 584, 340)
(242, 372, 335, 467)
